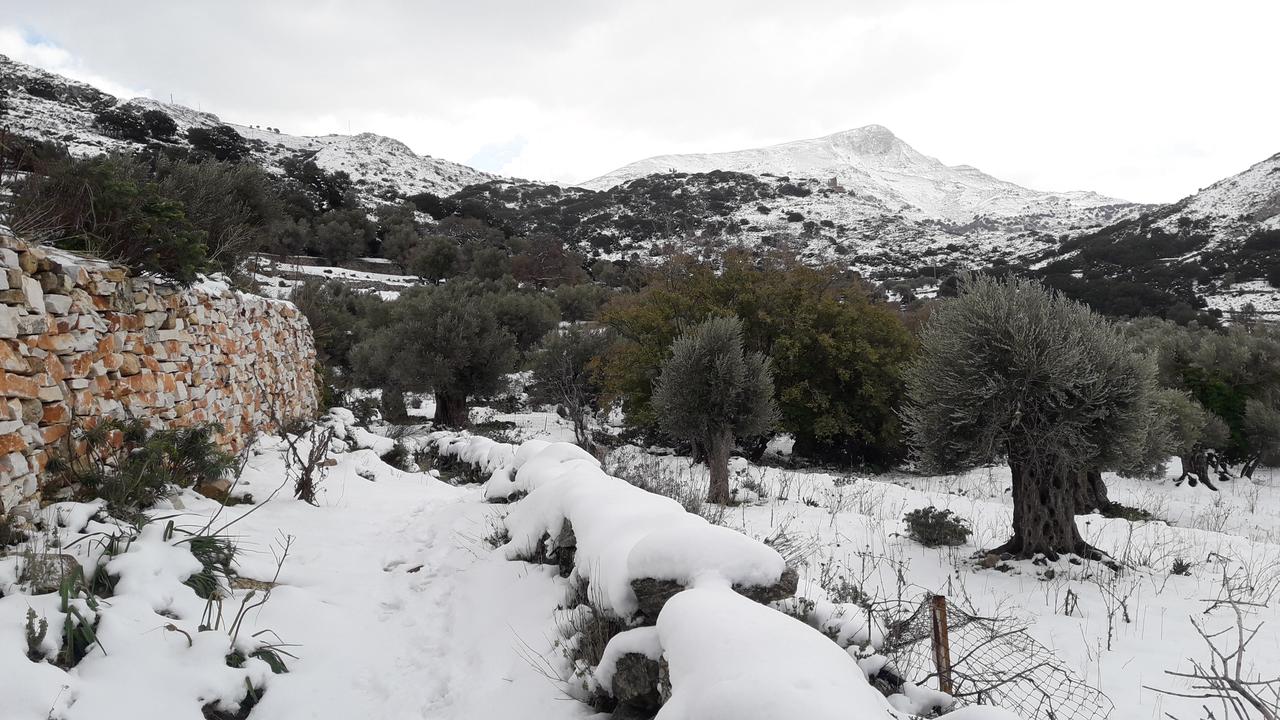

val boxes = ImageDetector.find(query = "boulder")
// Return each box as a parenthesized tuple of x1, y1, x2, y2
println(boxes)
(611, 652, 663, 715)
(554, 519, 576, 578)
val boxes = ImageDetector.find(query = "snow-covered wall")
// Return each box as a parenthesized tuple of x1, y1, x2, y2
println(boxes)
(0, 228, 318, 512)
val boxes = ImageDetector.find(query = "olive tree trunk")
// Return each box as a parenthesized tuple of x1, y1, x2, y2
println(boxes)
(1072, 469, 1110, 514)
(433, 392, 469, 428)
(991, 458, 1106, 561)
(380, 386, 408, 424)
(705, 427, 734, 505)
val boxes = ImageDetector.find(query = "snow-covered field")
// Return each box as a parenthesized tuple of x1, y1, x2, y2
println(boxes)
(1204, 279, 1280, 320)
(3, 407, 1277, 719)
(251, 257, 420, 300)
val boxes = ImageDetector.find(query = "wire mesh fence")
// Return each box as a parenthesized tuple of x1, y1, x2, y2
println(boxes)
(882, 594, 1114, 720)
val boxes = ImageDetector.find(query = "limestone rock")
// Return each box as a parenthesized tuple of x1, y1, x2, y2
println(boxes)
(19, 552, 82, 594)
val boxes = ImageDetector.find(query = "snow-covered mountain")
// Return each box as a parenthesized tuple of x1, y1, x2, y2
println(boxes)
(582, 125, 1134, 226)
(1031, 151, 1280, 322)
(3, 53, 1274, 318)
(0, 54, 496, 201)
(1156, 151, 1280, 241)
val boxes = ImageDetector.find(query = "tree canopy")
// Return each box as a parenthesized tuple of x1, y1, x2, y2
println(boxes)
(601, 253, 914, 464)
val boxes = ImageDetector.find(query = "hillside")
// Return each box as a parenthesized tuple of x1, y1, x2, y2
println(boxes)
(0, 54, 496, 202)
(1033, 152, 1280, 322)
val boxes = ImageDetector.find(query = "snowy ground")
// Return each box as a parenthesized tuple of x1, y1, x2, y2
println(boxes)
(1204, 279, 1280, 321)
(0, 431, 593, 720)
(603, 447, 1280, 720)
(3, 407, 1277, 719)
(251, 258, 419, 300)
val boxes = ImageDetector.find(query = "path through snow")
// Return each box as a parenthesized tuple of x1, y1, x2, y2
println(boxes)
(215, 448, 590, 720)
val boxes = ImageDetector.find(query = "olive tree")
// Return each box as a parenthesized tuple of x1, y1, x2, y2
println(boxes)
(1157, 389, 1231, 488)
(351, 286, 517, 427)
(903, 276, 1160, 559)
(652, 317, 778, 505)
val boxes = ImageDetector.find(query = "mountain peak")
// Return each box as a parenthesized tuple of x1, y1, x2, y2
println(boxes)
(579, 126, 1130, 222)
(824, 125, 902, 156)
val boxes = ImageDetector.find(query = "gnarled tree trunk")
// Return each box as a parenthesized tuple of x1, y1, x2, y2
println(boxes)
(1176, 447, 1218, 490)
(433, 392, 469, 428)
(990, 458, 1106, 561)
(705, 427, 734, 505)
(1072, 468, 1110, 515)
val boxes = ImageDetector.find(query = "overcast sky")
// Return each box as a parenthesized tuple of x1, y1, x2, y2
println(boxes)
(1, 1, 1276, 203)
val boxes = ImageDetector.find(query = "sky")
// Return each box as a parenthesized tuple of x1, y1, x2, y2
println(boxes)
(1, 0, 1276, 204)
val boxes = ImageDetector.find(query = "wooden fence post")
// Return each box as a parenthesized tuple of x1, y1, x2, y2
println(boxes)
(930, 594, 954, 695)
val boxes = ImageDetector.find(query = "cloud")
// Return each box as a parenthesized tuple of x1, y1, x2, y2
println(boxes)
(1, 0, 1277, 203)
(0, 25, 147, 99)
(466, 137, 529, 174)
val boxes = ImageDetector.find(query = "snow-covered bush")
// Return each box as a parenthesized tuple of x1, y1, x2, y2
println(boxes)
(609, 585, 899, 720)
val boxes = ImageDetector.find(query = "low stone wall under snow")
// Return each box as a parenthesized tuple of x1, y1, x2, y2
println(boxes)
(0, 229, 318, 512)
(431, 432, 912, 720)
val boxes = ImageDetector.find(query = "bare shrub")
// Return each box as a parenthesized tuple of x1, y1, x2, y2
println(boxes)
(1149, 559, 1280, 719)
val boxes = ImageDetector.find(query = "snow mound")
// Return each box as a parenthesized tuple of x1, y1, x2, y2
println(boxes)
(501, 441, 786, 616)
(651, 585, 900, 720)
(426, 431, 518, 475)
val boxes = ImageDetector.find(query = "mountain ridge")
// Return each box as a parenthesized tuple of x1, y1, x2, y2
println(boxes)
(2, 55, 1276, 321)
(581, 124, 1133, 225)
(0, 53, 498, 199)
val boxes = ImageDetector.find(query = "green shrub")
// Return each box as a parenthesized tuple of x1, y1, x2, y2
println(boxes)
(142, 109, 178, 140)
(553, 283, 612, 322)
(48, 418, 236, 521)
(902, 506, 971, 547)
(1100, 502, 1155, 522)
(1170, 557, 1194, 576)
(94, 108, 148, 142)
(382, 441, 413, 471)
(187, 125, 250, 162)
(601, 254, 915, 466)
(24, 78, 59, 101)
(13, 152, 210, 283)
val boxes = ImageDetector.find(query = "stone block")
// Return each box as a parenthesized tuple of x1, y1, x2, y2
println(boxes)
(21, 275, 43, 311)
(0, 372, 39, 399)
(44, 294, 73, 315)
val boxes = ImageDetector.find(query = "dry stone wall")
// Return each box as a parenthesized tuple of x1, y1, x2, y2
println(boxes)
(0, 228, 318, 512)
